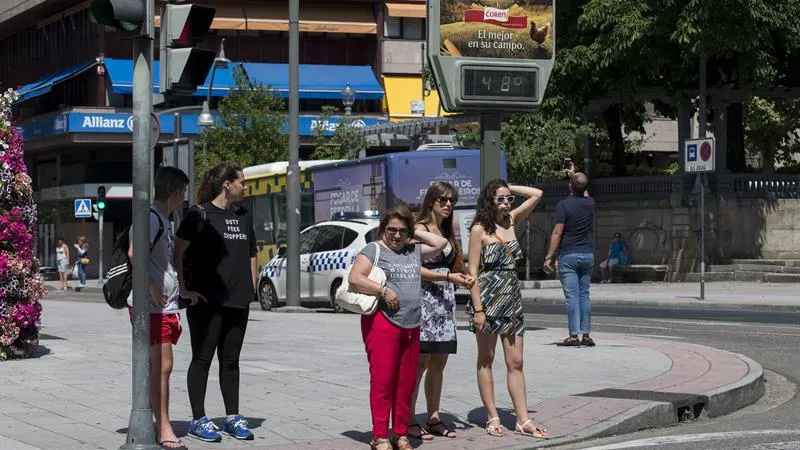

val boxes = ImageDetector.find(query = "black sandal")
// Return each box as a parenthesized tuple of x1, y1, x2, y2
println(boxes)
(559, 337, 581, 347)
(581, 337, 596, 347)
(426, 420, 456, 438)
(407, 423, 433, 441)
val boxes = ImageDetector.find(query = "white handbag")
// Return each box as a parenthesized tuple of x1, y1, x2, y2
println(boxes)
(336, 242, 385, 315)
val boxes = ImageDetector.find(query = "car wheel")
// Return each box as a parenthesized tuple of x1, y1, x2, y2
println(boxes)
(330, 279, 344, 313)
(259, 280, 278, 311)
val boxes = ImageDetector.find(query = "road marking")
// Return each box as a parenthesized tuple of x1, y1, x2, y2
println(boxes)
(578, 430, 800, 449)
(640, 318, 800, 331)
(523, 318, 800, 337)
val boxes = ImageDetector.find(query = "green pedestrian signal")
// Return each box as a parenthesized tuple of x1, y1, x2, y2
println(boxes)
(97, 185, 107, 210)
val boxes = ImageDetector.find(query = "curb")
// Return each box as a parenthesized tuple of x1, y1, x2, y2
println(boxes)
(520, 292, 800, 312)
(504, 343, 766, 450)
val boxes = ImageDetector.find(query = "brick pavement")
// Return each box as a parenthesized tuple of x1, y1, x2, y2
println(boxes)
(0, 298, 763, 450)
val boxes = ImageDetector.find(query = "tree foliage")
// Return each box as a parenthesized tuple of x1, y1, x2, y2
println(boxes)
(744, 98, 800, 171)
(310, 105, 368, 160)
(197, 65, 287, 180)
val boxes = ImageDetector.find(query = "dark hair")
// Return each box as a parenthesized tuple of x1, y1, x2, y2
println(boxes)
(613, 232, 622, 239)
(416, 181, 459, 249)
(379, 205, 415, 238)
(57, 236, 65, 244)
(470, 179, 509, 235)
(154, 166, 189, 201)
(197, 162, 243, 204)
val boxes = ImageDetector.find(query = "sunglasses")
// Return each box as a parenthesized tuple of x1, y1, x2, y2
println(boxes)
(436, 196, 456, 206)
(493, 195, 516, 204)
(385, 227, 411, 237)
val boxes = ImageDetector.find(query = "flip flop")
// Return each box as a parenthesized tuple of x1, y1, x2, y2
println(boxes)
(159, 440, 188, 450)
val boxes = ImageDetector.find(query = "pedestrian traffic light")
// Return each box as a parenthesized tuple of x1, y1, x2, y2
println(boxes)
(159, 4, 217, 95)
(97, 185, 107, 211)
(90, 0, 145, 32)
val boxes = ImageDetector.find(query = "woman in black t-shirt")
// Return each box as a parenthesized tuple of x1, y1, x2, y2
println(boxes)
(175, 162, 257, 442)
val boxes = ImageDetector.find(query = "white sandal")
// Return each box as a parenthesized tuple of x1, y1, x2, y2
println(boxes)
(515, 418, 549, 439)
(485, 417, 504, 437)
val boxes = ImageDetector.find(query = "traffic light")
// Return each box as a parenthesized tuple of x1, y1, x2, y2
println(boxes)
(90, 0, 144, 32)
(159, 4, 217, 95)
(97, 186, 107, 211)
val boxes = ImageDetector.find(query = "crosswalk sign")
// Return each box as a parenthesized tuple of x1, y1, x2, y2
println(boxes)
(74, 199, 92, 219)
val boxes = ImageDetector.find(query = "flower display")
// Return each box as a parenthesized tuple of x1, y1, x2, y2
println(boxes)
(0, 88, 44, 360)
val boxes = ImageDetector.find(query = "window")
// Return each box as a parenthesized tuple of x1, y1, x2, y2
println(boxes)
(384, 17, 425, 40)
(342, 228, 358, 247)
(299, 227, 320, 254)
(365, 227, 380, 243)
(314, 225, 345, 253)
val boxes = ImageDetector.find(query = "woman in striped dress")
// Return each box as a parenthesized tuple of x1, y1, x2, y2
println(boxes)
(466, 179, 548, 440)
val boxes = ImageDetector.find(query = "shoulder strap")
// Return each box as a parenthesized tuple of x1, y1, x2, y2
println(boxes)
(149, 208, 165, 252)
(371, 242, 381, 271)
(494, 233, 516, 263)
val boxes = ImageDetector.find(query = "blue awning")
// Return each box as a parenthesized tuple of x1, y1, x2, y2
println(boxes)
(103, 58, 383, 100)
(15, 61, 98, 103)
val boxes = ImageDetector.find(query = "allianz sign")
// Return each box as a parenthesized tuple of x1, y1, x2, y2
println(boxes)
(80, 115, 135, 131)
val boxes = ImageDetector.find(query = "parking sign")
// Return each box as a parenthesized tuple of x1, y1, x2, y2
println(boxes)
(684, 137, 715, 173)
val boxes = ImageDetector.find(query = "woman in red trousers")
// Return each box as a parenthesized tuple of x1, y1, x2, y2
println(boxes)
(348, 205, 448, 450)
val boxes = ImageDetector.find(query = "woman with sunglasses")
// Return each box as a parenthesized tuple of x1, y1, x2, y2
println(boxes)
(407, 182, 474, 441)
(348, 205, 448, 450)
(467, 179, 548, 440)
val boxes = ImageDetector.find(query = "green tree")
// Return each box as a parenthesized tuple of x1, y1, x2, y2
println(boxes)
(310, 105, 369, 160)
(197, 65, 288, 180)
(744, 98, 800, 172)
(502, 114, 596, 183)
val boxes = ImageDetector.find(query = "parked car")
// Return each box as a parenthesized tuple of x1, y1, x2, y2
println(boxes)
(257, 213, 380, 311)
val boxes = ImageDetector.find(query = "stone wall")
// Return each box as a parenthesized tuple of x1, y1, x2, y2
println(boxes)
(517, 197, 800, 278)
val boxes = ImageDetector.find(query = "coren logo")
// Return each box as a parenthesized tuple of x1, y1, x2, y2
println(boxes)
(483, 7, 509, 22)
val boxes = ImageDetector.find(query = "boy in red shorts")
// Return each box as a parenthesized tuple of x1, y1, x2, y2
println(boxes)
(127, 167, 189, 450)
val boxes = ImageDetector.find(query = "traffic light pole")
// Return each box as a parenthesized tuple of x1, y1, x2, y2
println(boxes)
(285, 0, 301, 308)
(122, 0, 159, 448)
(480, 114, 503, 186)
(98, 208, 104, 287)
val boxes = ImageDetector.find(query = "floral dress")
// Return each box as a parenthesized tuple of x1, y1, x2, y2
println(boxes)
(467, 240, 525, 336)
(419, 243, 458, 354)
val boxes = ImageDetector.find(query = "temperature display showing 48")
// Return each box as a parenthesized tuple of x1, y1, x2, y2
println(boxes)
(462, 67, 538, 101)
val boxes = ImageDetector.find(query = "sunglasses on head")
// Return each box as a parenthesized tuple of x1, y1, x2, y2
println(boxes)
(436, 196, 456, 206)
(385, 227, 411, 237)
(493, 195, 516, 204)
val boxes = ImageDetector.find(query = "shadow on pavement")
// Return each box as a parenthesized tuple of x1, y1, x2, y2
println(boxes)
(116, 417, 267, 436)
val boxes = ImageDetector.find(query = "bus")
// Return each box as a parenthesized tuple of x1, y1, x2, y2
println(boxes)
(242, 160, 343, 267)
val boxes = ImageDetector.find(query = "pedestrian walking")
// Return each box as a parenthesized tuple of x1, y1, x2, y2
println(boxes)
(347, 205, 448, 450)
(73, 236, 89, 287)
(600, 232, 629, 283)
(544, 171, 597, 347)
(466, 179, 548, 439)
(174, 162, 258, 443)
(55, 237, 70, 290)
(127, 167, 190, 450)
(407, 182, 474, 441)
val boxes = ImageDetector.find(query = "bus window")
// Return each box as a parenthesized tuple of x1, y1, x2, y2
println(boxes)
(253, 194, 275, 245)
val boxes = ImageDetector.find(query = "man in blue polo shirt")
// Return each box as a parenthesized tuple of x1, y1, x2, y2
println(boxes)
(543, 171, 596, 347)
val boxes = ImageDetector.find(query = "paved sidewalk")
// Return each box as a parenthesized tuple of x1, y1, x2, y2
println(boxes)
(519, 281, 800, 311)
(0, 298, 763, 450)
(47, 279, 800, 311)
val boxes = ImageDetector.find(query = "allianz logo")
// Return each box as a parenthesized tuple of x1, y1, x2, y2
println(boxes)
(80, 115, 135, 131)
(310, 119, 367, 132)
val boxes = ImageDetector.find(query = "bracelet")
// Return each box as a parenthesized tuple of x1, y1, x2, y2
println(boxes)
(473, 308, 484, 314)
(380, 286, 388, 299)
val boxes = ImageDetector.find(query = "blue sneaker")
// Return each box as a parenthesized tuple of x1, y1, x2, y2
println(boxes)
(187, 416, 221, 442)
(223, 415, 254, 440)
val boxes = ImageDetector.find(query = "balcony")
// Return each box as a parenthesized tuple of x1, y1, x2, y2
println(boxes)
(382, 39, 425, 75)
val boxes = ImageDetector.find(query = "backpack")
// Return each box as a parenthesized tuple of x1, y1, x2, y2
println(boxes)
(102, 209, 165, 309)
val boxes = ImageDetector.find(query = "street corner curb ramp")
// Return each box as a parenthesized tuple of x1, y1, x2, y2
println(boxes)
(507, 339, 765, 450)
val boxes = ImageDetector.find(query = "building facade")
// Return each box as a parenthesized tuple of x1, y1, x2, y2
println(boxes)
(0, 0, 440, 275)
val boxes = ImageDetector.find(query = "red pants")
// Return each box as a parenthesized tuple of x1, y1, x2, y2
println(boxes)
(361, 312, 420, 440)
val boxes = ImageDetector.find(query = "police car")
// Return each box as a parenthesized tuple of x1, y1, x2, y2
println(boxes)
(258, 212, 380, 311)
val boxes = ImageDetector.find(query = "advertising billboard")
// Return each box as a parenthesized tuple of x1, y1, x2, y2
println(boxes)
(313, 161, 385, 222)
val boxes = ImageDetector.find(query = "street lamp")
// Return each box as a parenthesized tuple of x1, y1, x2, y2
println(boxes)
(341, 82, 355, 115)
(197, 38, 231, 127)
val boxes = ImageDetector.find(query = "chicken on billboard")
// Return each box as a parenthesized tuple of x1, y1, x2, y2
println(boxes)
(439, 0, 553, 60)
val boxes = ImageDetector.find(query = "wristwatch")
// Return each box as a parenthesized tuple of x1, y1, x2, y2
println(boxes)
(544, 255, 553, 261)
